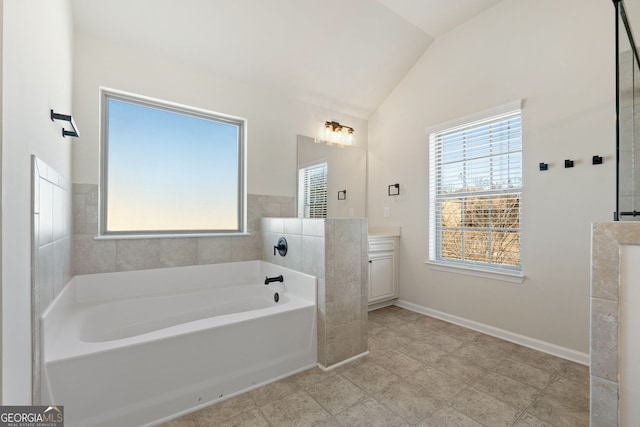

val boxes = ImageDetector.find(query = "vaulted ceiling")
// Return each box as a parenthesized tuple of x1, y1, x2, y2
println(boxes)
(71, 0, 504, 118)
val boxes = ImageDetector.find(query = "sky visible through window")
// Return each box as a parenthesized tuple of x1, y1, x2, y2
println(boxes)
(106, 98, 240, 232)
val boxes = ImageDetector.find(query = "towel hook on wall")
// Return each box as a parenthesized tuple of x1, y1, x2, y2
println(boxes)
(50, 110, 80, 138)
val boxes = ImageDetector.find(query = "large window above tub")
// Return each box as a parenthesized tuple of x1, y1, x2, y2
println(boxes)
(100, 89, 246, 237)
(428, 101, 523, 281)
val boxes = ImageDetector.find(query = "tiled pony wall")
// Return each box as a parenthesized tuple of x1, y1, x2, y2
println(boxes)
(31, 156, 72, 403)
(261, 217, 369, 368)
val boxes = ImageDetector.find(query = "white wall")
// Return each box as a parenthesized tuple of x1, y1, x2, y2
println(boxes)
(368, 0, 614, 355)
(2, 0, 74, 403)
(72, 34, 368, 195)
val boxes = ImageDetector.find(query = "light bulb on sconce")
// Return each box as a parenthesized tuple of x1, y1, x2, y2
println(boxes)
(332, 129, 341, 144)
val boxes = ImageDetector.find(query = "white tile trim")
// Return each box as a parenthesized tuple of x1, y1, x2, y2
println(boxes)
(317, 351, 369, 372)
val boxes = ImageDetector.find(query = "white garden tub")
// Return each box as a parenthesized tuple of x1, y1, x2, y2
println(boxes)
(41, 261, 317, 427)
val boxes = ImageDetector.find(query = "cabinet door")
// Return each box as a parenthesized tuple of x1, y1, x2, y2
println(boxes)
(369, 253, 395, 302)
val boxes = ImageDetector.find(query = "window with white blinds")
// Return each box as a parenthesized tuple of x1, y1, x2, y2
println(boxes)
(429, 106, 522, 274)
(297, 162, 328, 218)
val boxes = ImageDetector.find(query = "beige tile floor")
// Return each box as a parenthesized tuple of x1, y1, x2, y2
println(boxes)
(162, 306, 589, 427)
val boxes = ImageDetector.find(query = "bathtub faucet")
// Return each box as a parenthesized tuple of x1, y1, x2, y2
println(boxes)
(264, 275, 284, 285)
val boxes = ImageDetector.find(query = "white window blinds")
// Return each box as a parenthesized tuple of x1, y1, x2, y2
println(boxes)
(297, 163, 328, 218)
(429, 107, 522, 273)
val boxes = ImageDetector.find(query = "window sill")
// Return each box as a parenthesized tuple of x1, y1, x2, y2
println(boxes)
(425, 261, 524, 284)
(95, 232, 251, 240)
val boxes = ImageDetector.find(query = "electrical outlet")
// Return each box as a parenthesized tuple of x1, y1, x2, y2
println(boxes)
(384, 207, 390, 218)
(349, 207, 354, 217)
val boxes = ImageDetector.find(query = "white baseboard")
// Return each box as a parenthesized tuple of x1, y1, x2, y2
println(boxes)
(394, 299, 590, 366)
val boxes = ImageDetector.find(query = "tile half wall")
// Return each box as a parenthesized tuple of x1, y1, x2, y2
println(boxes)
(32, 156, 72, 404)
(261, 217, 369, 368)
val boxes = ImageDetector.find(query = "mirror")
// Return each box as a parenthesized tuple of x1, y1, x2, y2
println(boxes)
(296, 135, 366, 218)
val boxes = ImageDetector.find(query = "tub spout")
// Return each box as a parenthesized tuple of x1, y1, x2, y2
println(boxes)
(264, 275, 284, 285)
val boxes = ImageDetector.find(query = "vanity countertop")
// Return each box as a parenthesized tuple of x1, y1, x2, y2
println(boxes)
(368, 226, 401, 238)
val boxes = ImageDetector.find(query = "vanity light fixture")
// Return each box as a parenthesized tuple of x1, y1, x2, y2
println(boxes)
(324, 121, 354, 145)
(338, 190, 347, 200)
(388, 183, 400, 196)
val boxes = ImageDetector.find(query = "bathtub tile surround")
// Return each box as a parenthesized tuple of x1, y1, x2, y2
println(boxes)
(164, 306, 589, 426)
(72, 186, 294, 274)
(31, 156, 72, 404)
(590, 222, 640, 427)
(261, 217, 368, 369)
(72, 183, 98, 235)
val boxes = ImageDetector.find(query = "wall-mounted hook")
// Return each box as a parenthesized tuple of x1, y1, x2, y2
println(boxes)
(593, 155, 603, 165)
(50, 110, 80, 138)
(539, 162, 548, 171)
(338, 190, 346, 200)
(564, 159, 574, 168)
(388, 183, 400, 196)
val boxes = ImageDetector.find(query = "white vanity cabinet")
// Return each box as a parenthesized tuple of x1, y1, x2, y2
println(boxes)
(368, 235, 399, 305)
